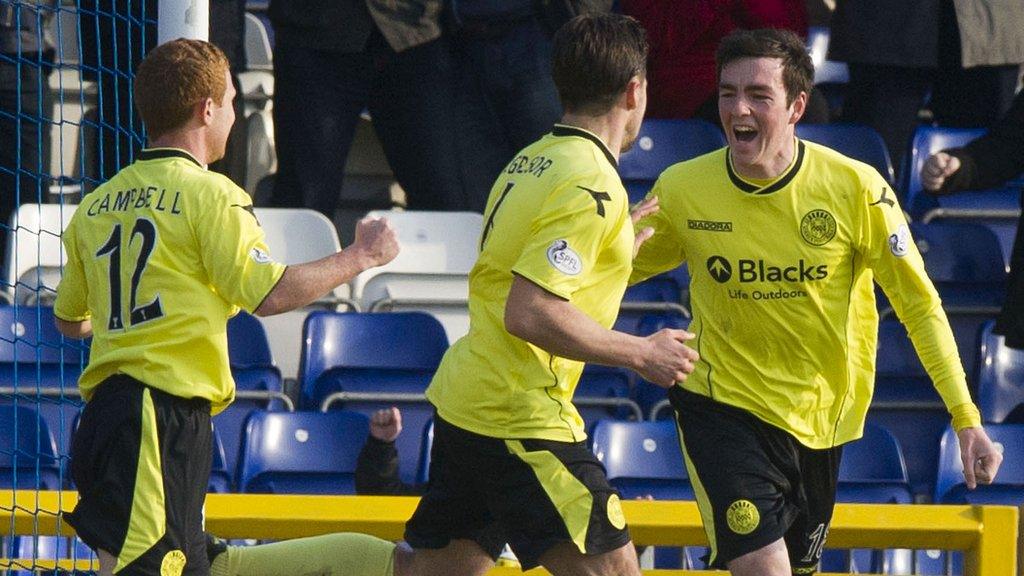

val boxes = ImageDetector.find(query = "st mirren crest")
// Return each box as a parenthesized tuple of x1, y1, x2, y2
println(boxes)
(800, 210, 837, 246)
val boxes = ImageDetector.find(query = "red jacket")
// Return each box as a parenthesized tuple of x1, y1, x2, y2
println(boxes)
(621, 0, 808, 118)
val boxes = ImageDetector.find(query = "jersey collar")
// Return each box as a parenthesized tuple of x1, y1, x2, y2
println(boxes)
(139, 148, 205, 169)
(551, 123, 618, 169)
(725, 139, 805, 195)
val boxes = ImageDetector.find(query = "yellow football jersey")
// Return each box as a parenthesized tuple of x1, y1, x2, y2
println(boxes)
(55, 148, 285, 413)
(633, 140, 980, 448)
(427, 125, 634, 442)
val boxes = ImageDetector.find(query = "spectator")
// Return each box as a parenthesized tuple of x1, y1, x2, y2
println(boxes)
(921, 88, 1024, 349)
(830, 0, 1024, 168)
(619, 0, 830, 126)
(1, 0, 55, 260)
(449, 0, 612, 211)
(268, 0, 464, 220)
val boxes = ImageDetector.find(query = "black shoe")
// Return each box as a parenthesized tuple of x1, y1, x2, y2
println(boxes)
(206, 532, 228, 566)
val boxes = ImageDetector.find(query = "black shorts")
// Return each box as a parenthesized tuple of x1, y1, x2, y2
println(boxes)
(669, 387, 841, 574)
(404, 416, 632, 569)
(66, 375, 212, 576)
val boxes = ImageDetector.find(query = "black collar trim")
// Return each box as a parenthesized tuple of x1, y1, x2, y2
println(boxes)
(138, 148, 204, 168)
(726, 140, 805, 195)
(551, 124, 617, 168)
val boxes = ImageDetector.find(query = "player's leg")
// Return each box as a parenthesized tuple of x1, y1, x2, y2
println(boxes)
(537, 540, 640, 576)
(209, 532, 398, 576)
(725, 538, 790, 576)
(401, 416, 505, 576)
(67, 376, 213, 575)
(669, 387, 800, 576)
(485, 435, 635, 576)
(784, 444, 843, 575)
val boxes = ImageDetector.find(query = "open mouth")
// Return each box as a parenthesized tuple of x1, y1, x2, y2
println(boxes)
(733, 125, 758, 143)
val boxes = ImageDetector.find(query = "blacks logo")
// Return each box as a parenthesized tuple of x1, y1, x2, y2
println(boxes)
(800, 209, 837, 246)
(707, 256, 732, 283)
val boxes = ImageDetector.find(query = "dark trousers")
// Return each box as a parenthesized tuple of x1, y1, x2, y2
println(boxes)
(452, 19, 563, 212)
(270, 32, 465, 216)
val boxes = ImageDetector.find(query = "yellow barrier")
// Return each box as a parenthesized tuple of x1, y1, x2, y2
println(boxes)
(1, 491, 1018, 575)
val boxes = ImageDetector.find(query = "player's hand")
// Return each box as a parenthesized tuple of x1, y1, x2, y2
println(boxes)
(637, 328, 699, 388)
(352, 216, 399, 268)
(957, 426, 1003, 490)
(921, 152, 961, 193)
(630, 197, 659, 257)
(370, 407, 402, 442)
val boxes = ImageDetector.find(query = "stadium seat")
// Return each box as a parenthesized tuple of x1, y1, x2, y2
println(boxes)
(881, 222, 1006, 386)
(250, 207, 349, 379)
(238, 410, 369, 494)
(977, 320, 1024, 423)
(617, 273, 690, 339)
(935, 424, 1023, 504)
(628, 315, 690, 420)
(0, 405, 62, 489)
(9, 534, 95, 573)
(590, 419, 691, 501)
(821, 423, 913, 575)
(901, 126, 986, 211)
(215, 311, 292, 485)
(353, 210, 482, 343)
(795, 123, 894, 185)
(0, 305, 89, 457)
(299, 311, 448, 483)
(617, 119, 726, 203)
(244, 108, 276, 195)
(209, 427, 233, 493)
(805, 26, 848, 118)
(868, 320, 948, 497)
(3, 203, 78, 305)
(575, 366, 642, 430)
(591, 419, 694, 569)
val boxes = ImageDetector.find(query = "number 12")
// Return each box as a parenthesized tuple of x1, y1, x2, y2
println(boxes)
(95, 218, 164, 330)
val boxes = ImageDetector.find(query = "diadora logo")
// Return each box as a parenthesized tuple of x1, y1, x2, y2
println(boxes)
(688, 219, 733, 232)
(707, 256, 732, 283)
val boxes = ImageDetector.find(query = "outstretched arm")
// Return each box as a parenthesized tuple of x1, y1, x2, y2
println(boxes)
(256, 217, 399, 316)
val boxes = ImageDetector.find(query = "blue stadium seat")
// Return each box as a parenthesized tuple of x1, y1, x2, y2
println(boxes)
(869, 320, 948, 497)
(822, 423, 913, 575)
(618, 119, 726, 203)
(0, 305, 89, 457)
(885, 222, 1006, 384)
(901, 126, 986, 211)
(590, 419, 691, 501)
(977, 321, 1024, 423)
(617, 273, 689, 338)
(298, 311, 448, 483)
(238, 410, 369, 494)
(935, 424, 1023, 504)
(0, 405, 62, 489)
(838, 422, 913, 502)
(805, 26, 848, 116)
(575, 366, 640, 430)
(209, 426, 233, 493)
(630, 315, 690, 420)
(9, 534, 95, 574)
(796, 123, 894, 185)
(215, 311, 290, 486)
(591, 419, 695, 569)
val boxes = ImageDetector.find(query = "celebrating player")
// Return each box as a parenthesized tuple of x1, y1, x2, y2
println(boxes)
(54, 38, 398, 576)
(631, 28, 1003, 576)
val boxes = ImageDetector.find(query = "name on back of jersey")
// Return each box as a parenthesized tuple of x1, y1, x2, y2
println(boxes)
(505, 154, 553, 178)
(86, 187, 183, 217)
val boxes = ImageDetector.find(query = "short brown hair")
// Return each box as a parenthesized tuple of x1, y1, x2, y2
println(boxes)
(551, 13, 648, 116)
(716, 28, 814, 106)
(134, 38, 229, 139)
